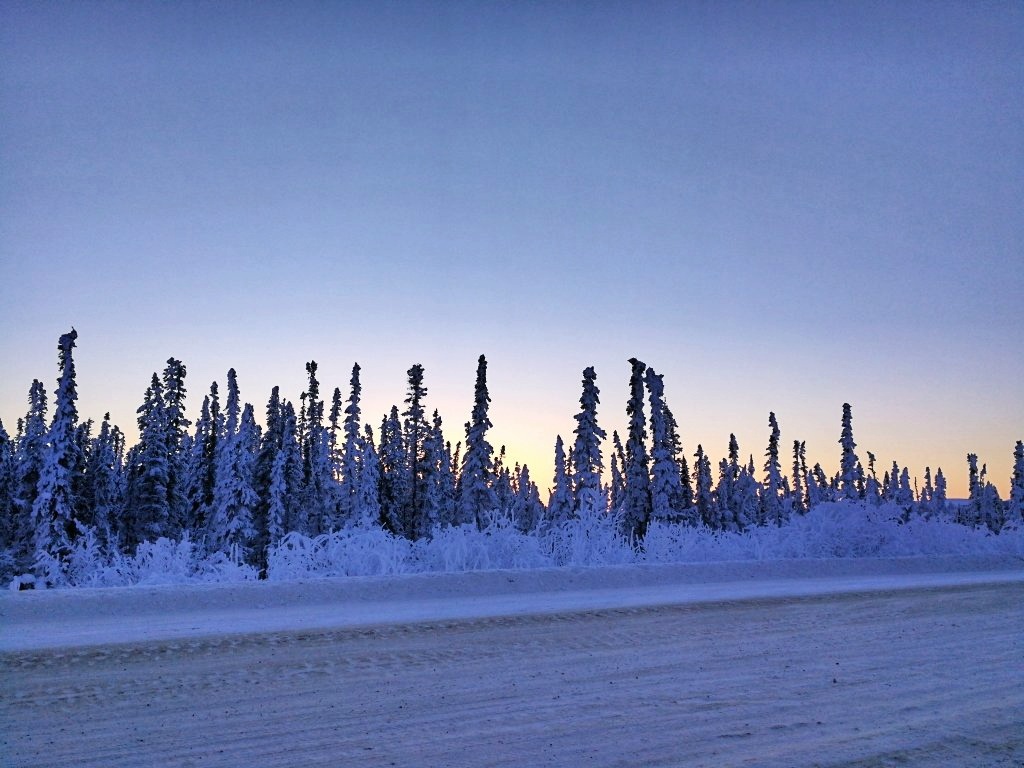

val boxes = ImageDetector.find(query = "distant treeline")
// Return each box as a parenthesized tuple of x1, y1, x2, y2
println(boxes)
(2, 330, 1022, 584)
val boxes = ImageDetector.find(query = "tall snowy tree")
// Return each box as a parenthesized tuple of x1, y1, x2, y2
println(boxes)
(356, 424, 382, 528)
(573, 366, 606, 517)
(207, 371, 258, 558)
(403, 364, 430, 537)
(378, 406, 409, 536)
(761, 412, 788, 526)
(0, 421, 16, 565)
(421, 410, 455, 533)
(511, 463, 544, 532)
(124, 373, 172, 551)
(1010, 441, 1024, 524)
(300, 361, 334, 533)
(82, 413, 123, 547)
(692, 444, 715, 528)
(646, 367, 682, 523)
(620, 358, 651, 539)
(791, 440, 808, 514)
(608, 430, 626, 513)
(547, 435, 574, 526)
(458, 355, 498, 529)
(838, 403, 861, 501)
(933, 467, 948, 515)
(338, 363, 363, 525)
(161, 358, 189, 534)
(12, 380, 48, 570)
(31, 329, 83, 579)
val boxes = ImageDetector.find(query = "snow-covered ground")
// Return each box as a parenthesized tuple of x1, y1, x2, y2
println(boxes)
(2, 555, 1022, 766)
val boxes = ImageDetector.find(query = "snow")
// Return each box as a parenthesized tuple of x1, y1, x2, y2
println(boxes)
(1, 555, 1022, 766)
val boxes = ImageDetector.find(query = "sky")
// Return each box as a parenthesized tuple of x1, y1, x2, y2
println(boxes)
(1, 0, 1021, 499)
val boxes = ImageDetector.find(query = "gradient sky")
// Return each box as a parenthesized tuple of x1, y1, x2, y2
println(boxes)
(2, 1, 1021, 499)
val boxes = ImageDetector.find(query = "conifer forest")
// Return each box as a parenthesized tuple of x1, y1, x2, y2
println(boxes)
(2, 330, 1022, 588)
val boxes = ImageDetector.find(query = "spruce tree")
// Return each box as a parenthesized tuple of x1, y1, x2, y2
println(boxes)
(403, 364, 430, 537)
(693, 445, 715, 528)
(421, 409, 454, 533)
(547, 435, 573, 526)
(838, 403, 860, 501)
(378, 406, 409, 536)
(31, 329, 83, 578)
(1010, 441, 1024, 524)
(458, 355, 498, 529)
(161, 358, 189, 533)
(207, 371, 258, 558)
(124, 373, 172, 551)
(608, 430, 626, 513)
(338, 363, 362, 524)
(356, 424, 382, 529)
(621, 358, 652, 539)
(761, 412, 787, 526)
(791, 440, 807, 514)
(646, 367, 682, 523)
(573, 366, 606, 518)
(300, 362, 334, 533)
(13, 380, 48, 570)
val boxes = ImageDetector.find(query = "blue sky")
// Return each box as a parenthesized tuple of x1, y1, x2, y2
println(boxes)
(2, 1, 1021, 497)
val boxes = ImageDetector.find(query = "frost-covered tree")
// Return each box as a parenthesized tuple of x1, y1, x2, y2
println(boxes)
(378, 406, 409, 536)
(511, 463, 544, 532)
(573, 366, 606, 517)
(328, 386, 343, 483)
(933, 467, 948, 516)
(338, 363, 363, 524)
(421, 409, 455, 533)
(646, 367, 682, 523)
(0, 421, 16, 564)
(760, 412, 788, 526)
(124, 373, 171, 551)
(12, 380, 48, 570)
(161, 358, 189, 533)
(31, 329, 83, 578)
(492, 446, 514, 517)
(547, 435, 573, 526)
(1010, 441, 1024, 524)
(864, 451, 881, 506)
(300, 361, 335, 533)
(356, 424, 382, 528)
(81, 413, 123, 547)
(459, 355, 498, 529)
(608, 430, 626, 513)
(621, 358, 651, 539)
(838, 403, 861, 501)
(207, 370, 258, 557)
(693, 445, 715, 528)
(792, 440, 808, 514)
(403, 364, 430, 537)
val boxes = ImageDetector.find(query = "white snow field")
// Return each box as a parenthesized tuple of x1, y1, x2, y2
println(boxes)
(2, 556, 1022, 767)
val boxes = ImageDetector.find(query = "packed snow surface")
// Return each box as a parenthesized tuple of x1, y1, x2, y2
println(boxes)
(2, 556, 1022, 766)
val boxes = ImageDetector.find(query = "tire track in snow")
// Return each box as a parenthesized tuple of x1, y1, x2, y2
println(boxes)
(2, 581, 1022, 767)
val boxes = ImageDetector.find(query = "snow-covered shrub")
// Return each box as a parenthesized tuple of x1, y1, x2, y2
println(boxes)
(543, 510, 635, 567)
(413, 517, 548, 573)
(266, 527, 413, 581)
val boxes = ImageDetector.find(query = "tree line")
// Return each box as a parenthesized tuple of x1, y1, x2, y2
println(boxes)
(2, 330, 1022, 583)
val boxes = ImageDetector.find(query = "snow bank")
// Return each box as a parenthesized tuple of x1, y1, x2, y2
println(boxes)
(12, 502, 1024, 589)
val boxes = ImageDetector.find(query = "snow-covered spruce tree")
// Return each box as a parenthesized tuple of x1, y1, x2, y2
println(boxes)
(838, 403, 861, 501)
(0, 420, 16, 568)
(182, 382, 224, 538)
(1011, 441, 1024, 524)
(378, 406, 409, 536)
(693, 445, 715, 528)
(300, 361, 335, 534)
(338, 363, 362, 525)
(512, 463, 544, 532)
(207, 371, 259, 559)
(277, 401, 306, 535)
(458, 355, 498, 529)
(608, 430, 625, 513)
(493, 446, 514, 517)
(547, 435, 573, 526)
(252, 387, 289, 572)
(791, 440, 807, 514)
(421, 409, 455, 533)
(31, 329, 83, 581)
(760, 412, 788, 526)
(714, 459, 741, 531)
(918, 466, 935, 518)
(328, 386, 343, 483)
(356, 424, 382, 528)
(573, 366, 607, 518)
(11, 381, 48, 570)
(621, 358, 652, 539)
(161, 358, 190, 536)
(933, 467, 948, 516)
(864, 451, 881, 506)
(124, 372, 171, 552)
(961, 453, 981, 527)
(81, 413, 123, 548)
(645, 367, 683, 524)
(403, 364, 430, 538)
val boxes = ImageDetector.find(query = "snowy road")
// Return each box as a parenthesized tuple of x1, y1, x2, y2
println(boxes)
(1, 564, 1023, 767)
